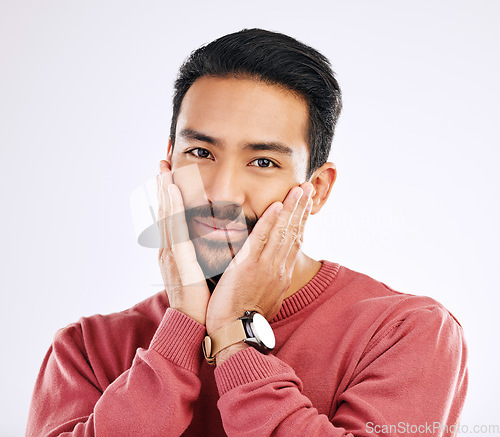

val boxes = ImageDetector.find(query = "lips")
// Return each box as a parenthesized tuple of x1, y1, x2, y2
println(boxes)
(192, 218, 249, 241)
(194, 217, 248, 232)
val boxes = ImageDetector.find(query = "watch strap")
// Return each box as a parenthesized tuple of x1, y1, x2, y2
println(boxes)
(202, 319, 247, 365)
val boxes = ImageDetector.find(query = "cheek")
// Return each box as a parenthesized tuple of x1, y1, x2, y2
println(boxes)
(170, 162, 208, 208)
(249, 181, 295, 218)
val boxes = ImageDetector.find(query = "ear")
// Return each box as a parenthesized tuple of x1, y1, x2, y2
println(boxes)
(167, 138, 173, 164)
(308, 162, 337, 215)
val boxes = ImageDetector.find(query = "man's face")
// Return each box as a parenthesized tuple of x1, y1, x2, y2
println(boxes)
(169, 76, 310, 279)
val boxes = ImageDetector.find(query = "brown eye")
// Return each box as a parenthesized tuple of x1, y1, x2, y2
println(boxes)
(250, 158, 276, 168)
(189, 148, 212, 159)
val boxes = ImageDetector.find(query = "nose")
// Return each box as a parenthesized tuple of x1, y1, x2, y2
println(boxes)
(203, 162, 245, 207)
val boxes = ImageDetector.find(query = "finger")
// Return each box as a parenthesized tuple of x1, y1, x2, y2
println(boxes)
(259, 186, 303, 262)
(232, 202, 283, 264)
(157, 160, 174, 250)
(276, 182, 314, 264)
(166, 184, 190, 246)
(167, 184, 205, 285)
(157, 174, 170, 252)
(159, 160, 172, 182)
(285, 196, 313, 272)
(159, 247, 182, 289)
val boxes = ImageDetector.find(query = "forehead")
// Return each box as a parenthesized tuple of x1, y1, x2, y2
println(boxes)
(176, 76, 309, 154)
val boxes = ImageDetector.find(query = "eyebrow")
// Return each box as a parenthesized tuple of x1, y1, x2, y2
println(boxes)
(179, 128, 221, 146)
(179, 128, 294, 156)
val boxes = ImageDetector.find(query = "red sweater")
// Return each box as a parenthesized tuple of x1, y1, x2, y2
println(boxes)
(26, 261, 468, 436)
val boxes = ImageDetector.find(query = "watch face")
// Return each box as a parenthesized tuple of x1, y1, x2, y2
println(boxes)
(252, 313, 276, 349)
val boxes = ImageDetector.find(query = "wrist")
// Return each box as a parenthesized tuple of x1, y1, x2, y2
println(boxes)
(206, 316, 239, 336)
(171, 306, 206, 326)
(202, 311, 275, 366)
(215, 342, 250, 366)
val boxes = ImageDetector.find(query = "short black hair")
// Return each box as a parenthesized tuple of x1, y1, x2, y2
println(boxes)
(170, 28, 342, 179)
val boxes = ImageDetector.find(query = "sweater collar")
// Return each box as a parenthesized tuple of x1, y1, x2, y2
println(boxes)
(271, 260, 340, 323)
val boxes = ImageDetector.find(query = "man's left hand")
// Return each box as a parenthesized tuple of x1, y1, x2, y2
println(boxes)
(205, 182, 314, 337)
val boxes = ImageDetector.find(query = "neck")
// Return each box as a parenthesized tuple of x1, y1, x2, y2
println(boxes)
(205, 252, 321, 298)
(284, 251, 322, 299)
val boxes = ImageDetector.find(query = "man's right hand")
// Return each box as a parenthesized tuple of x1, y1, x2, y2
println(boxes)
(157, 160, 210, 326)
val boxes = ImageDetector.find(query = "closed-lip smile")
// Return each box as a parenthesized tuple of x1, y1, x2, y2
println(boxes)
(193, 218, 249, 240)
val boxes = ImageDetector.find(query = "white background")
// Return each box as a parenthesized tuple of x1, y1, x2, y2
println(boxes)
(1, 1, 499, 435)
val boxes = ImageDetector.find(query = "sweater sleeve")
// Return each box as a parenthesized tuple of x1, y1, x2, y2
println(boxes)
(26, 308, 206, 437)
(214, 305, 468, 437)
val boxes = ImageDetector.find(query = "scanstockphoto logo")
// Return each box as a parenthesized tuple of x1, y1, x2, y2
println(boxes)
(365, 421, 500, 436)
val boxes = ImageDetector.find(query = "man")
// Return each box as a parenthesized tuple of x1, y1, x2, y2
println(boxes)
(27, 29, 468, 436)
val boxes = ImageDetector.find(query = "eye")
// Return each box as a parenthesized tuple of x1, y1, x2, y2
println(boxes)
(186, 148, 213, 159)
(249, 158, 277, 168)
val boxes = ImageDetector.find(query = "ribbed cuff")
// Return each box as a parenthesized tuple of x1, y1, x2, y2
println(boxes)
(150, 308, 206, 374)
(214, 347, 291, 396)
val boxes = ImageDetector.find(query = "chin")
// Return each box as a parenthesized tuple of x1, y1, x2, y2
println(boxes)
(193, 237, 243, 280)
